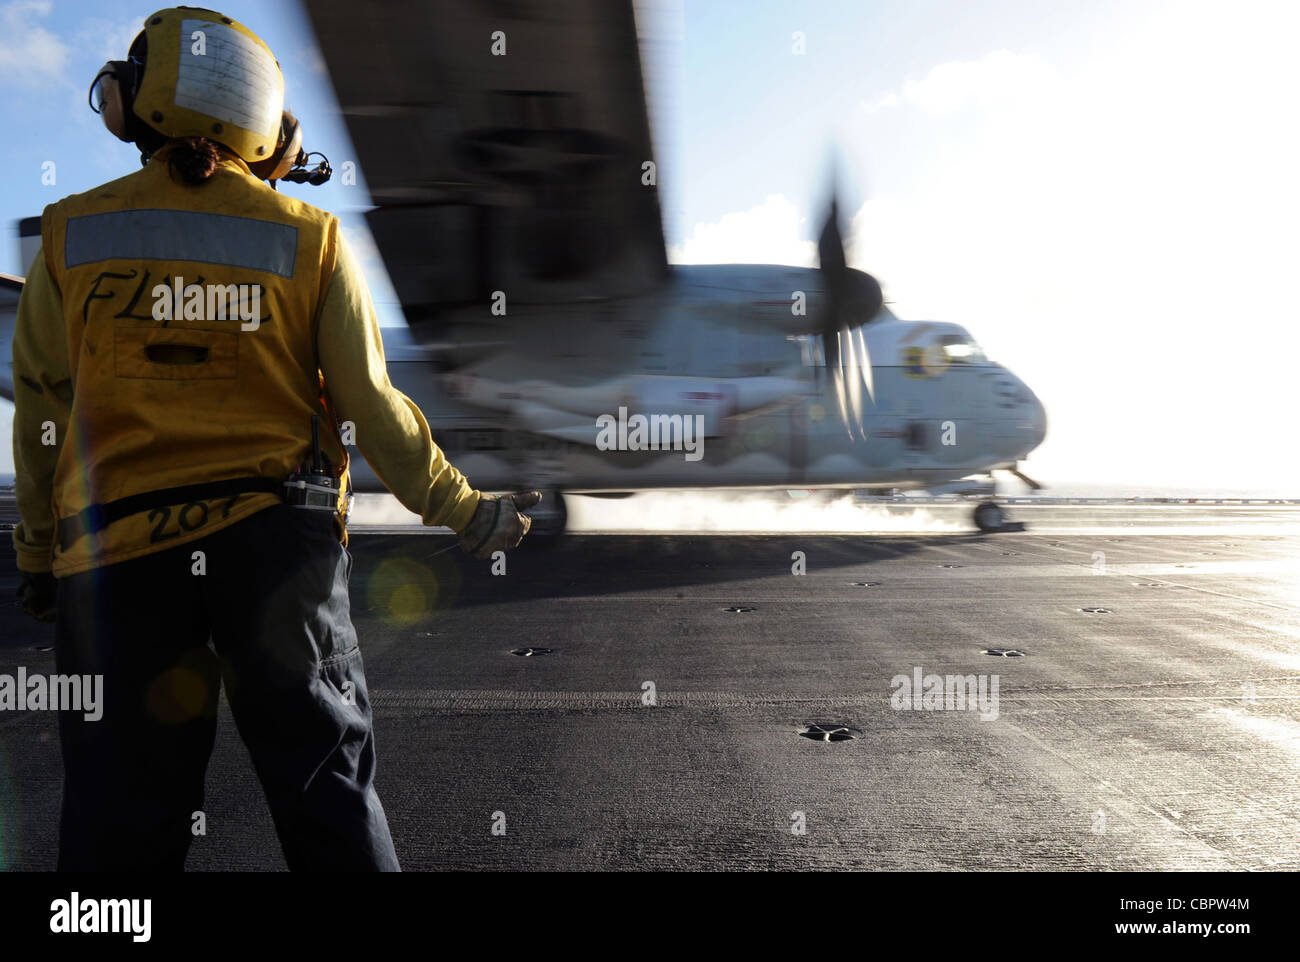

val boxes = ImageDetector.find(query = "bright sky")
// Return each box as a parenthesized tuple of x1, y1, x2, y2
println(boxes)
(3, 0, 1298, 491)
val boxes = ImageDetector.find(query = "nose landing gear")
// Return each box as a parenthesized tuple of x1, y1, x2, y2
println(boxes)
(973, 501, 1003, 532)
(973, 500, 1026, 533)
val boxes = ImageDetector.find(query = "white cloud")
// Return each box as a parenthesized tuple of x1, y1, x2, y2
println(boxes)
(667, 194, 816, 266)
(860, 91, 899, 114)
(78, 13, 149, 63)
(0, 1, 69, 86)
(844, 14, 1300, 488)
(862, 49, 1059, 115)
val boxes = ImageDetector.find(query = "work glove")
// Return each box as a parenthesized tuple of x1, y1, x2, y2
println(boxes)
(17, 571, 57, 623)
(457, 491, 543, 560)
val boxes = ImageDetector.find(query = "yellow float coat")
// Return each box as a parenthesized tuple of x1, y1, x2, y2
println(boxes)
(12, 144, 479, 576)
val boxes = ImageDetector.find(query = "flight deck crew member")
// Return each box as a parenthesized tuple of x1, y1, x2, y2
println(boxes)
(11, 7, 538, 871)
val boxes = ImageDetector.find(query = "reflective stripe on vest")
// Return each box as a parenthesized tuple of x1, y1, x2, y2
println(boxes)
(65, 209, 299, 277)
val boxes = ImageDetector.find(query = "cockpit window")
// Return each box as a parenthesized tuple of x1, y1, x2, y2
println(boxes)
(938, 334, 987, 364)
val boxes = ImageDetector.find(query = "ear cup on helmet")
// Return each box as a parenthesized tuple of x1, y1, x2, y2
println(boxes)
(90, 62, 134, 142)
(89, 30, 149, 148)
(248, 111, 304, 181)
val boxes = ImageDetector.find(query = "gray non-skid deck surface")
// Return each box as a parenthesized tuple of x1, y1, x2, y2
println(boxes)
(2, 504, 1298, 870)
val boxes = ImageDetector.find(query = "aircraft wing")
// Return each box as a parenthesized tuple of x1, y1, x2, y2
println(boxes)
(302, 0, 668, 333)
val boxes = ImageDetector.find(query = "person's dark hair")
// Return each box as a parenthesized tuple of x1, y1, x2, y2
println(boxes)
(166, 137, 222, 185)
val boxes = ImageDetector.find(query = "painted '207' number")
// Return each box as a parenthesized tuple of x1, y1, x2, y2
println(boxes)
(147, 494, 241, 543)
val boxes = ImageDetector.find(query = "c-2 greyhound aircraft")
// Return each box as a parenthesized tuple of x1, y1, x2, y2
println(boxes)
(301, 0, 1046, 533)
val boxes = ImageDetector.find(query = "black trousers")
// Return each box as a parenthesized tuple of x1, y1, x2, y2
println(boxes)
(54, 504, 400, 871)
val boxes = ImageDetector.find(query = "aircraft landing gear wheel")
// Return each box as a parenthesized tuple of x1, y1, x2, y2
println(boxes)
(524, 491, 567, 539)
(973, 501, 1004, 532)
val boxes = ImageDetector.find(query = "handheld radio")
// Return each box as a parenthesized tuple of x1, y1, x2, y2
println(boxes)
(283, 415, 349, 517)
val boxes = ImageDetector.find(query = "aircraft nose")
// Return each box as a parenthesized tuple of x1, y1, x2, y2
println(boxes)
(1025, 389, 1047, 450)
(998, 369, 1046, 454)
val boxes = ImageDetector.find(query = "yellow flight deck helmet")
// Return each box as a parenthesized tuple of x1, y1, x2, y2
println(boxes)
(89, 6, 310, 181)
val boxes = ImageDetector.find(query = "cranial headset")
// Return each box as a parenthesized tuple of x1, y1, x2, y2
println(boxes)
(89, 31, 331, 185)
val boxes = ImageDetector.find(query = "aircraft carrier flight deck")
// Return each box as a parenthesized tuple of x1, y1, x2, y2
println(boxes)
(2, 498, 1298, 871)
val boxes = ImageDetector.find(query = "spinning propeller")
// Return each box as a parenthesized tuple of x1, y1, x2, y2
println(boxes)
(816, 188, 883, 440)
